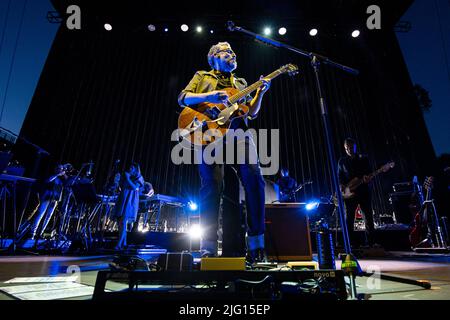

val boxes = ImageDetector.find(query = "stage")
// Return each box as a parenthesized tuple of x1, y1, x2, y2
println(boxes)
(0, 0, 449, 307)
(0, 251, 449, 300)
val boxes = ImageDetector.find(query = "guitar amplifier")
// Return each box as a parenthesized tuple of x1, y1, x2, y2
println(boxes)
(393, 182, 414, 193)
(389, 192, 415, 225)
(264, 204, 312, 261)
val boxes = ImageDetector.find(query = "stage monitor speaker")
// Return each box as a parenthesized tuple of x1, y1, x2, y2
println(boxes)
(264, 203, 312, 261)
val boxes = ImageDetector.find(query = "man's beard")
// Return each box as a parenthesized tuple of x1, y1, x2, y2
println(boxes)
(225, 60, 237, 72)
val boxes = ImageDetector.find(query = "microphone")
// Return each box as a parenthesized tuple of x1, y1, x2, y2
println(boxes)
(87, 161, 94, 176)
(227, 21, 235, 32)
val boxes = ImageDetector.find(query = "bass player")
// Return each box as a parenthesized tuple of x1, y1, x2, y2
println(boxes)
(338, 138, 376, 248)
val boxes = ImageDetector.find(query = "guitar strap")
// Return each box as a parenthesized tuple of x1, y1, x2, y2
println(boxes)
(231, 73, 236, 88)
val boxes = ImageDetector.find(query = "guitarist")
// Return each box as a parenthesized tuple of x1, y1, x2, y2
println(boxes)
(178, 42, 271, 262)
(277, 168, 299, 202)
(338, 138, 375, 248)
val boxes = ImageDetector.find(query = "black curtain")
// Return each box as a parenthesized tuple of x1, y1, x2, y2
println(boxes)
(19, 10, 436, 221)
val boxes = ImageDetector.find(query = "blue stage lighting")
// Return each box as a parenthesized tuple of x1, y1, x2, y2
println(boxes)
(306, 201, 320, 211)
(188, 201, 198, 211)
(189, 224, 203, 239)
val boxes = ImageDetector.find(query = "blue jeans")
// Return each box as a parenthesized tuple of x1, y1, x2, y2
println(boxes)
(198, 138, 265, 252)
(31, 200, 58, 238)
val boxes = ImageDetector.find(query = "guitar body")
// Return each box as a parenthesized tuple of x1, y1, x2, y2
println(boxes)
(409, 177, 435, 248)
(409, 211, 425, 248)
(177, 64, 300, 146)
(342, 177, 362, 199)
(177, 87, 249, 146)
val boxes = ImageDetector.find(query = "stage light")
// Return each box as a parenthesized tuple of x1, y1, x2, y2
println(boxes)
(164, 28, 169, 32)
(309, 28, 318, 36)
(104, 23, 112, 31)
(181, 24, 189, 32)
(147, 24, 156, 32)
(352, 30, 360, 38)
(188, 201, 198, 211)
(278, 27, 287, 35)
(263, 27, 272, 35)
(189, 224, 203, 239)
(210, 30, 214, 34)
(196, 26, 203, 33)
(138, 225, 149, 233)
(306, 201, 320, 211)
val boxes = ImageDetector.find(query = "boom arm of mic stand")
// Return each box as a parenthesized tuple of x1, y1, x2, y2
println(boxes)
(230, 23, 359, 75)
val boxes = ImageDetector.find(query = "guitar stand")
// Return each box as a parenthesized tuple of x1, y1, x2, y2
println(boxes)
(413, 199, 449, 254)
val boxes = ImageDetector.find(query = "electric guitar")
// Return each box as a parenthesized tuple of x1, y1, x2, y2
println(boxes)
(177, 64, 299, 146)
(409, 177, 433, 248)
(341, 161, 395, 199)
(279, 180, 313, 201)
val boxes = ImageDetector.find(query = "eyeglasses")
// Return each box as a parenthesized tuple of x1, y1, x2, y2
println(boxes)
(217, 49, 235, 55)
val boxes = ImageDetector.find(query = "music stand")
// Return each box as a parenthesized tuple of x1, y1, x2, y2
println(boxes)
(69, 181, 98, 252)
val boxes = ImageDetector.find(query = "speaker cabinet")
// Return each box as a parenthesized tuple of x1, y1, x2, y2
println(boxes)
(264, 203, 312, 261)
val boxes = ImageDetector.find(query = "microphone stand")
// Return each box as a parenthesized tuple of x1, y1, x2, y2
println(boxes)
(227, 22, 431, 299)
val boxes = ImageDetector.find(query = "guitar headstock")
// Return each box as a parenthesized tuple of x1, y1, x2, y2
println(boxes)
(381, 161, 395, 173)
(280, 64, 299, 77)
(424, 176, 434, 190)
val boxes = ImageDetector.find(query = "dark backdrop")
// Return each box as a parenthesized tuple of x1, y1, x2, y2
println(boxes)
(17, 0, 437, 221)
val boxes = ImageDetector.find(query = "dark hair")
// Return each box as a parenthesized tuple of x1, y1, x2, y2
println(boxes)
(344, 137, 356, 145)
(128, 162, 140, 171)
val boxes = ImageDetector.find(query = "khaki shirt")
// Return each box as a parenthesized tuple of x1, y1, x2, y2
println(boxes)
(178, 70, 257, 124)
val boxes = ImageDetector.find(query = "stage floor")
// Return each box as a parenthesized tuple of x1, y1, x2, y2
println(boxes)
(0, 252, 449, 300)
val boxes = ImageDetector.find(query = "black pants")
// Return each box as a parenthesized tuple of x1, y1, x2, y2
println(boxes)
(198, 138, 265, 251)
(344, 194, 374, 246)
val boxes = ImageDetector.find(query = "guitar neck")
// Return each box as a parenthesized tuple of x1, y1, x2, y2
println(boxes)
(369, 167, 384, 179)
(229, 69, 284, 104)
(349, 167, 384, 189)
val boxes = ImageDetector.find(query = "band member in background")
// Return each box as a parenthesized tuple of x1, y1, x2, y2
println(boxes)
(338, 138, 375, 247)
(30, 164, 69, 239)
(104, 159, 122, 196)
(178, 42, 271, 262)
(276, 168, 298, 202)
(112, 163, 144, 250)
(132, 181, 155, 232)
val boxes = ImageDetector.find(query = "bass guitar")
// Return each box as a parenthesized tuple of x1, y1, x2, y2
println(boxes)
(341, 161, 395, 199)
